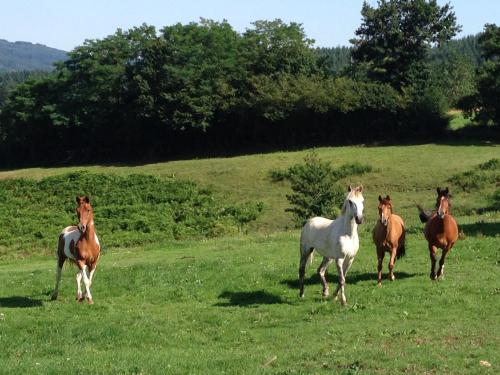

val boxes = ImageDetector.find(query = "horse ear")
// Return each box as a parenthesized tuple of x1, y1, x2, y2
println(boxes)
(386, 195, 390, 200)
(84, 196, 90, 203)
(76, 196, 80, 204)
(358, 185, 363, 192)
(378, 195, 382, 202)
(444, 187, 449, 195)
(436, 187, 441, 195)
(348, 185, 352, 192)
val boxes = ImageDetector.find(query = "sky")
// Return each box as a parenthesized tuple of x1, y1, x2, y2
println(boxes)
(0, 0, 498, 51)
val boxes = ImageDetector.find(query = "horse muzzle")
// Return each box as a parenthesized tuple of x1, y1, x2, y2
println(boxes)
(380, 218, 388, 226)
(355, 216, 363, 225)
(78, 224, 87, 233)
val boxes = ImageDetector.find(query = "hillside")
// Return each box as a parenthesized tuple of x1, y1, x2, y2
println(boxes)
(0, 39, 67, 71)
(0, 143, 498, 373)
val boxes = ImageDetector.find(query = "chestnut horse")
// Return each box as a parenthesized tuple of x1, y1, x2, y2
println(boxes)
(51, 196, 101, 304)
(372, 195, 406, 286)
(299, 185, 364, 305)
(417, 187, 458, 280)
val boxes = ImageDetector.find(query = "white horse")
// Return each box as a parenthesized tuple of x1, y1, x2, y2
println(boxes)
(299, 185, 364, 305)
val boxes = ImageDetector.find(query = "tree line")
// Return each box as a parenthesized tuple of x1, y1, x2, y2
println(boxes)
(0, 1, 498, 166)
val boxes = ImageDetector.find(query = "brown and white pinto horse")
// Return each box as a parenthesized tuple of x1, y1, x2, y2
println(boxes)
(417, 187, 458, 280)
(51, 196, 101, 304)
(372, 195, 406, 286)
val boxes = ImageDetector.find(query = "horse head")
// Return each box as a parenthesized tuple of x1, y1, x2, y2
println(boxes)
(347, 185, 364, 224)
(435, 187, 451, 209)
(378, 195, 392, 226)
(76, 195, 93, 234)
(437, 195, 450, 219)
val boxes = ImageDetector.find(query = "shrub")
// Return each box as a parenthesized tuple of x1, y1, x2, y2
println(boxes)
(281, 153, 372, 226)
(0, 171, 263, 256)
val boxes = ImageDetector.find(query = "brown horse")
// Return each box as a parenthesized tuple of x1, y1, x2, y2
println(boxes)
(51, 196, 101, 304)
(417, 188, 458, 280)
(372, 195, 406, 286)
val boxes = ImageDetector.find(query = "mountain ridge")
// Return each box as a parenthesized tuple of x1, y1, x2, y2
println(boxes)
(0, 38, 68, 71)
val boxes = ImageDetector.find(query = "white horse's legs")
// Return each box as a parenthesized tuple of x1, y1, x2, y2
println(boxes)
(51, 264, 63, 300)
(76, 271, 83, 300)
(299, 246, 313, 298)
(333, 258, 347, 305)
(317, 257, 333, 297)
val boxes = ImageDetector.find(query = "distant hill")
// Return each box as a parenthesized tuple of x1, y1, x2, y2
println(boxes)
(0, 39, 67, 71)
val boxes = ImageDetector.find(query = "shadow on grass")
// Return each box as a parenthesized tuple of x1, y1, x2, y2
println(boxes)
(0, 296, 43, 308)
(460, 222, 499, 237)
(216, 290, 287, 307)
(281, 271, 418, 289)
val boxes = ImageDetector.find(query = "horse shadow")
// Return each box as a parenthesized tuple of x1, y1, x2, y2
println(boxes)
(215, 290, 287, 307)
(281, 271, 418, 289)
(0, 296, 43, 308)
(459, 222, 499, 237)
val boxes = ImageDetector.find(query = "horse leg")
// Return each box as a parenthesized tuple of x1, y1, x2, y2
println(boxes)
(78, 262, 94, 304)
(377, 249, 385, 286)
(437, 243, 453, 279)
(299, 247, 313, 298)
(429, 244, 438, 280)
(334, 258, 347, 305)
(51, 256, 66, 300)
(388, 247, 397, 281)
(76, 271, 84, 301)
(317, 257, 333, 297)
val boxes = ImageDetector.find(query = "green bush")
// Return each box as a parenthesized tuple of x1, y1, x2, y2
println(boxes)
(0, 171, 263, 256)
(448, 158, 500, 192)
(280, 153, 371, 226)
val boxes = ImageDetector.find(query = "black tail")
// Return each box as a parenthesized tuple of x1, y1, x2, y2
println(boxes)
(416, 204, 430, 223)
(396, 244, 406, 259)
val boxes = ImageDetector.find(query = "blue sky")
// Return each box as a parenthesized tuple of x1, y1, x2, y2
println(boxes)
(1, 0, 498, 51)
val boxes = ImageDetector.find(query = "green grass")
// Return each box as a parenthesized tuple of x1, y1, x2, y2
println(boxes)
(0, 231, 498, 374)
(0, 143, 499, 374)
(1, 143, 499, 234)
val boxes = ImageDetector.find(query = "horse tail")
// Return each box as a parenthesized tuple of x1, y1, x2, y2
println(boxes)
(396, 244, 406, 259)
(416, 203, 430, 223)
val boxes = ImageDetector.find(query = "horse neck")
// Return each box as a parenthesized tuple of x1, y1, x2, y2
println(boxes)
(340, 212, 357, 236)
(82, 219, 96, 244)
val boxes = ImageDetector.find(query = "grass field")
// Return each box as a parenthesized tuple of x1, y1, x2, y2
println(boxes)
(0, 143, 499, 374)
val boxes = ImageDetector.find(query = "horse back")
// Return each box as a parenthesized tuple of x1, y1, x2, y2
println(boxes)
(301, 217, 334, 249)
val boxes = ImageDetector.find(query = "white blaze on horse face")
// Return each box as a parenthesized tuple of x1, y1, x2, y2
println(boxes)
(438, 197, 446, 219)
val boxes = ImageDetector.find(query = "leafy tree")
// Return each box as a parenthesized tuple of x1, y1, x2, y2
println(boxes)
(350, 0, 461, 90)
(463, 24, 500, 126)
(242, 19, 318, 76)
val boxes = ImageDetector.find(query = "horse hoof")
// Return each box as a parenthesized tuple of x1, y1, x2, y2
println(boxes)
(78, 297, 85, 302)
(377, 282, 382, 287)
(50, 295, 57, 301)
(87, 299, 94, 305)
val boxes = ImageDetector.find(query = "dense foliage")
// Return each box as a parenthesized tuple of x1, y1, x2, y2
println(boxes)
(0, 171, 263, 256)
(0, 9, 491, 166)
(350, 0, 461, 89)
(0, 39, 67, 71)
(459, 24, 500, 127)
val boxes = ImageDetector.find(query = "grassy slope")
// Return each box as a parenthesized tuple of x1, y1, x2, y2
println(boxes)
(1, 144, 498, 233)
(0, 143, 499, 374)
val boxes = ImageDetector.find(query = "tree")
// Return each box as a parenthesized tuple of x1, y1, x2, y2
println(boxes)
(350, 0, 461, 90)
(471, 24, 500, 126)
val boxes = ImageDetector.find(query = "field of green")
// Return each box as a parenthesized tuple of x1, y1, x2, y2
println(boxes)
(0, 143, 499, 374)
